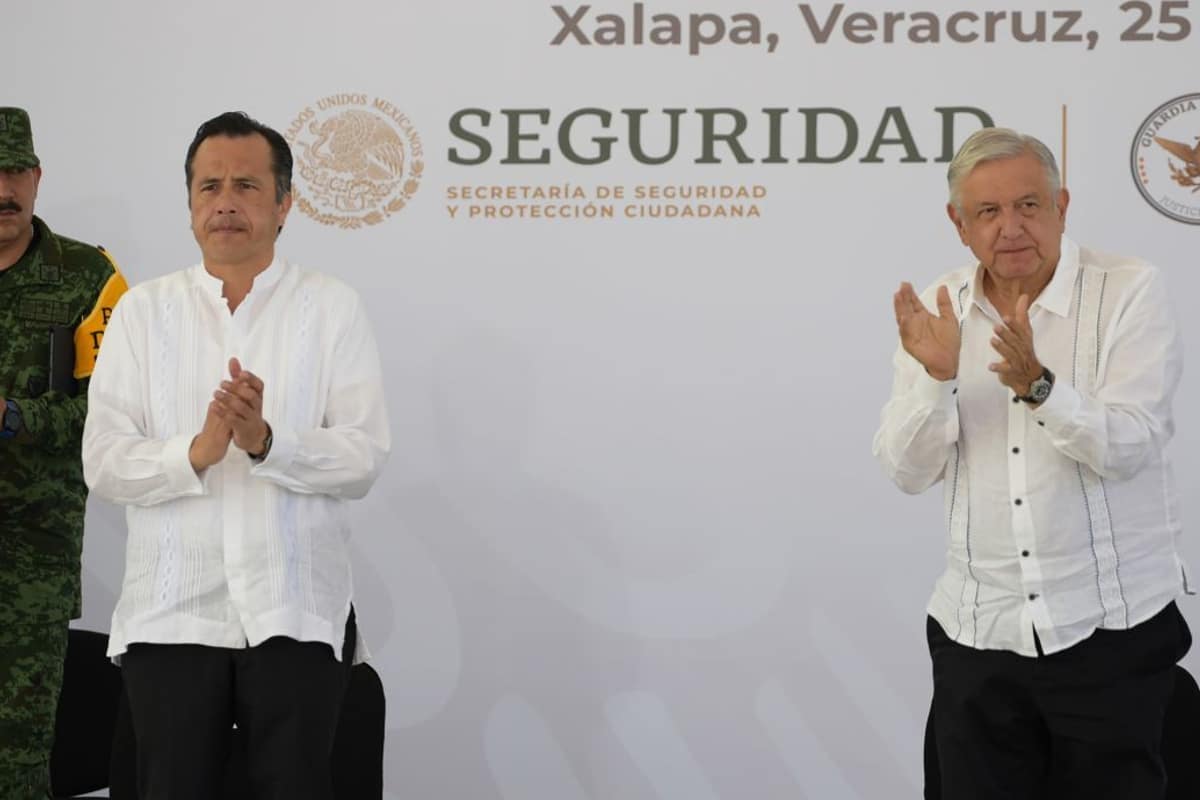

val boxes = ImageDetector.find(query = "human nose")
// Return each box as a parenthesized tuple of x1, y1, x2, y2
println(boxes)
(211, 184, 240, 213)
(998, 208, 1024, 239)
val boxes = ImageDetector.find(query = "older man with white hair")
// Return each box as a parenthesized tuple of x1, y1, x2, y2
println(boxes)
(875, 127, 1192, 799)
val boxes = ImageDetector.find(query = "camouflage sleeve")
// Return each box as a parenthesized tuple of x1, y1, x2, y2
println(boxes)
(9, 255, 129, 452)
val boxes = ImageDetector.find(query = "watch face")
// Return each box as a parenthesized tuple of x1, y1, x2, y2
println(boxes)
(1031, 379, 1052, 403)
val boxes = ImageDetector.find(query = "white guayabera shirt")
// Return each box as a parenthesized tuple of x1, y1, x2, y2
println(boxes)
(82, 258, 390, 662)
(874, 238, 1191, 657)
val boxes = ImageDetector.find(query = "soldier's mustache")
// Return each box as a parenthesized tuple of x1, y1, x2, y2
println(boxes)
(0, 201, 21, 213)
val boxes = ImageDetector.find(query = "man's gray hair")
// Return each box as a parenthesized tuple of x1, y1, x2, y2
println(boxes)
(947, 127, 1061, 211)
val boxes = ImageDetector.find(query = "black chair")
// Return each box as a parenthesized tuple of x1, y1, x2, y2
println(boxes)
(332, 662, 386, 799)
(924, 664, 1200, 799)
(922, 701, 940, 800)
(109, 661, 386, 800)
(1162, 665, 1200, 799)
(49, 628, 123, 799)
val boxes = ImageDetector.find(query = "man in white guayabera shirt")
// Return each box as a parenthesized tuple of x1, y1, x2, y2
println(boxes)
(874, 127, 1192, 800)
(81, 111, 389, 800)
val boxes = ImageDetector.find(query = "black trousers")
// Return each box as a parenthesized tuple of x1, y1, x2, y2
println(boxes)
(120, 611, 356, 800)
(927, 602, 1191, 800)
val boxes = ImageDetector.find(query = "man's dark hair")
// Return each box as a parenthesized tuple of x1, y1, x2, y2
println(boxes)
(184, 111, 293, 203)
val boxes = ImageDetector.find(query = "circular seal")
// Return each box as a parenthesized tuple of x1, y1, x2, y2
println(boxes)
(285, 94, 423, 228)
(1130, 93, 1200, 225)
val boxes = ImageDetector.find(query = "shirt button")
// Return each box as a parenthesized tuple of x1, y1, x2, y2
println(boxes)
(1014, 498, 1023, 506)
(1028, 593, 1039, 601)
(1037, 421, 1045, 427)
(1021, 550, 1030, 557)
(1012, 447, 1020, 454)
(1012, 396, 1020, 404)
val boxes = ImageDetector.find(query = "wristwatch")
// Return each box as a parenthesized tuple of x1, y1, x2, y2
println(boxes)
(1019, 367, 1055, 404)
(0, 400, 22, 439)
(248, 423, 273, 462)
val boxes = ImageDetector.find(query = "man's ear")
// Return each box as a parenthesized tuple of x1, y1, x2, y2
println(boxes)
(276, 192, 293, 237)
(946, 202, 968, 245)
(1055, 187, 1070, 226)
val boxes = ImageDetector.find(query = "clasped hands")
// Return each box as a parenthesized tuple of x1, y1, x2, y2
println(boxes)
(188, 357, 271, 472)
(892, 282, 1044, 399)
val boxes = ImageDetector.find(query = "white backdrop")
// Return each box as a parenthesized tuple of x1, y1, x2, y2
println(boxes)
(11, 1, 1200, 796)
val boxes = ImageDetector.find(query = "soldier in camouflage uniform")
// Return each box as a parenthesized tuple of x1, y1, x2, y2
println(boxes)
(0, 107, 127, 799)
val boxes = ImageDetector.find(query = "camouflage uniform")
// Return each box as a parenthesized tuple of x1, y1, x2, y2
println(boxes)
(0, 108, 127, 800)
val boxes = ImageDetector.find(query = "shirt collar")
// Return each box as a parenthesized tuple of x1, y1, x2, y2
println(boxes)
(29, 216, 61, 267)
(962, 236, 1080, 320)
(192, 255, 287, 299)
(1035, 237, 1079, 318)
(3, 217, 62, 284)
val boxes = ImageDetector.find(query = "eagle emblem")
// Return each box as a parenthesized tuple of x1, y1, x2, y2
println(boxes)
(1154, 135, 1200, 192)
(285, 96, 424, 229)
